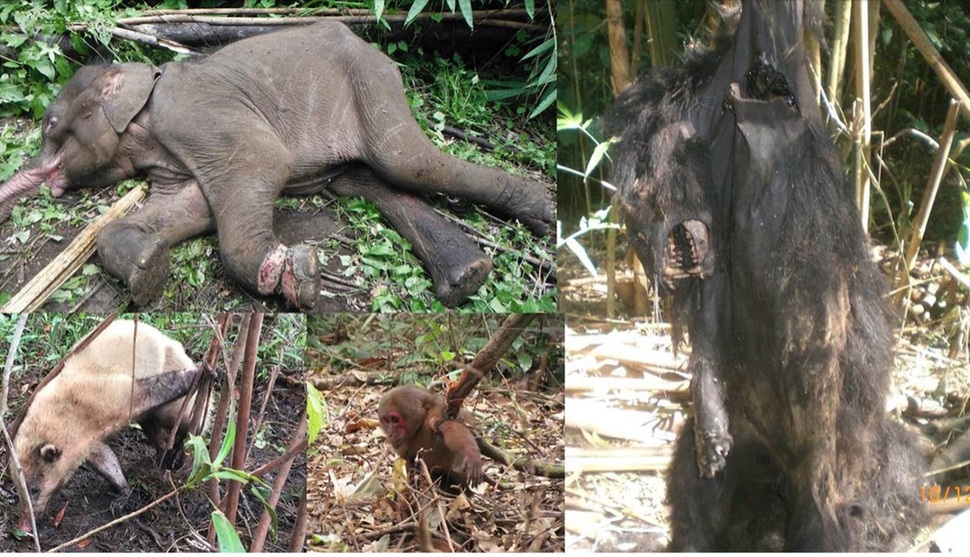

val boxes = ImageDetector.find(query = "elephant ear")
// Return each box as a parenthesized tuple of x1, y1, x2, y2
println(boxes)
(100, 63, 159, 134)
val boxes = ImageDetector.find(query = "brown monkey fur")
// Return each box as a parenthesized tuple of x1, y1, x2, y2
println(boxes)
(13, 320, 200, 528)
(378, 385, 483, 490)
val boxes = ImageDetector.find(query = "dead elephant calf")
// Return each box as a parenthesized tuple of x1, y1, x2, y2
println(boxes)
(0, 22, 553, 309)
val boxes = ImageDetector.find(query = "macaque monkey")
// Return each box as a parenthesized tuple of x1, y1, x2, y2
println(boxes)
(377, 385, 483, 490)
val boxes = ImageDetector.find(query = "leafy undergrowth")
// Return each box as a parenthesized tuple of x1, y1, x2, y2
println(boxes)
(559, 244, 970, 551)
(303, 314, 565, 552)
(0, 314, 306, 553)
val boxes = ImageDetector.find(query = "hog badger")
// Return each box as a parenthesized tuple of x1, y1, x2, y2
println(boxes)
(13, 320, 200, 523)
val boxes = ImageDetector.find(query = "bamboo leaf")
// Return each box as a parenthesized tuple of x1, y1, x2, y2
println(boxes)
(212, 510, 246, 553)
(405, 0, 430, 26)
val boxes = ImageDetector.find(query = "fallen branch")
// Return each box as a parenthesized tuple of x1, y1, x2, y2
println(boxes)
(446, 314, 537, 415)
(479, 437, 564, 478)
(113, 9, 534, 27)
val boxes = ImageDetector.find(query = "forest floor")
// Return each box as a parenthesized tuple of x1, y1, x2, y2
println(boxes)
(302, 316, 565, 552)
(558, 243, 970, 552)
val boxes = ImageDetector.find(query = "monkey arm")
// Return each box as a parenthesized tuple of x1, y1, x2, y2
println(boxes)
(437, 420, 483, 486)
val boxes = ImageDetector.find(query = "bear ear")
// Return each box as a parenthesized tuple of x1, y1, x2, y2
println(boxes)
(39, 443, 62, 463)
(99, 63, 159, 134)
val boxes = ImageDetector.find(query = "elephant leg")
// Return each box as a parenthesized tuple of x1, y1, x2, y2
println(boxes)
(97, 182, 213, 306)
(195, 133, 319, 309)
(327, 166, 492, 307)
(358, 90, 553, 236)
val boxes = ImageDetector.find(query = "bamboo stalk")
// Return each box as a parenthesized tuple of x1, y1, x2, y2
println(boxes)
(853, 0, 872, 225)
(903, 100, 962, 271)
(222, 313, 262, 526)
(0, 184, 146, 313)
(250, 413, 306, 552)
(825, 0, 851, 107)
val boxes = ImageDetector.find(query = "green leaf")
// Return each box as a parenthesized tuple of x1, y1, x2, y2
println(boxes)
(405, 0, 429, 26)
(556, 102, 585, 131)
(458, 0, 473, 28)
(585, 138, 613, 177)
(211, 469, 254, 483)
(307, 382, 326, 446)
(211, 510, 246, 553)
(248, 483, 279, 540)
(530, 87, 557, 118)
(373, 0, 384, 22)
(214, 403, 236, 467)
(521, 37, 554, 61)
(565, 236, 598, 276)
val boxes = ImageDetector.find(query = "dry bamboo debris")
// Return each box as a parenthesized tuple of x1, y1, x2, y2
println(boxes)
(566, 445, 673, 473)
(565, 376, 688, 394)
(0, 184, 146, 313)
(565, 399, 679, 445)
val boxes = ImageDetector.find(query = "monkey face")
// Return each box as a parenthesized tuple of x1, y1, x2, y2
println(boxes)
(378, 408, 410, 450)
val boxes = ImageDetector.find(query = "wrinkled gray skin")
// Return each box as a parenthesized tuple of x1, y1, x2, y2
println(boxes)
(0, 22, 553, 309)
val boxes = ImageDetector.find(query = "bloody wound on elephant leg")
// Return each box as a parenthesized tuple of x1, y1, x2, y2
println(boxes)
(378, 385, 483, 490)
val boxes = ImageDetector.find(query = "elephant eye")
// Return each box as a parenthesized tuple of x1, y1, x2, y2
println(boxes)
(44, 115, 59, 133)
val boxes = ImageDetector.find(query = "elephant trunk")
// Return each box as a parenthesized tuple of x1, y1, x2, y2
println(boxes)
(0, 157, 59, 223)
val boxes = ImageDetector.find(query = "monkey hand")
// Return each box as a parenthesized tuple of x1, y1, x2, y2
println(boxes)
(461, 448, 484, 487)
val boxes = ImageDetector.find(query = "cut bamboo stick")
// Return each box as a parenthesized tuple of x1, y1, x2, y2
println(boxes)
(1, 184, 147, 313)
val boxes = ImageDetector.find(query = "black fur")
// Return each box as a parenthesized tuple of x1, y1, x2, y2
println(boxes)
(605, 0, 926, 550)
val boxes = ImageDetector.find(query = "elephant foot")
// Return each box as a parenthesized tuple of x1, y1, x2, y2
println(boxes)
(434, 256, 492, 307)
(282, 244, 320, 309)
(524, 194, 555, 237)
(500, 178, 554, 237)
(258, 244, 319, 309)
(97, 224, 171, 306)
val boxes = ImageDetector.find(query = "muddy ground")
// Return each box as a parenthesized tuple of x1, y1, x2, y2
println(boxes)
(0, 319, 307, 553)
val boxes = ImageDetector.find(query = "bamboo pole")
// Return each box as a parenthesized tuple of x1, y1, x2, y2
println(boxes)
(1, 184, 146, 313)
(826, 0, 851, 107)
(853, 0, 872, 226)
(903, 100, 962, 270)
